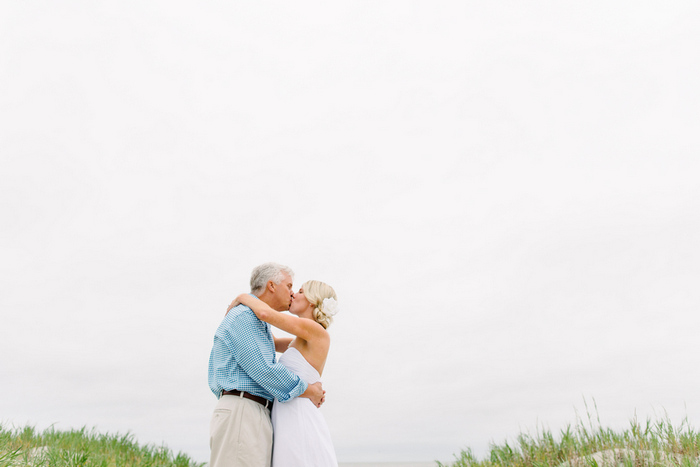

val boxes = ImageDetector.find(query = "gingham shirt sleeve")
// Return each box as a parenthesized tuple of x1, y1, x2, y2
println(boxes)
(224, 311, 308, 402)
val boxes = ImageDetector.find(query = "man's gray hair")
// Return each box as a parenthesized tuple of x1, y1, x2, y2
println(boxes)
(250, 262, 294, 295)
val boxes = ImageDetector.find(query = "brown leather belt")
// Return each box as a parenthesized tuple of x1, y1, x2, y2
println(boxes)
(221, 389, 272, 409)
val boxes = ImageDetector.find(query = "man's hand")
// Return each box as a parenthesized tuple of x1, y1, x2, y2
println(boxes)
(300, 382, 325, 408)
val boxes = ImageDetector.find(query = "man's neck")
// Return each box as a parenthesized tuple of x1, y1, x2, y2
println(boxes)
(256, 291, 279, 311)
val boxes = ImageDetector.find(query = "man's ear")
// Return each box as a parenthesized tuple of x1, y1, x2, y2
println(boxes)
(267, 280, 276, 293)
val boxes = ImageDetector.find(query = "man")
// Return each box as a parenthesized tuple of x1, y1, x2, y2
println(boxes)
(208, 262, 325, 467)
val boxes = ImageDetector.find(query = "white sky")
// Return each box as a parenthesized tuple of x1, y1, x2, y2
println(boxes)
(2, 1, 700, 464)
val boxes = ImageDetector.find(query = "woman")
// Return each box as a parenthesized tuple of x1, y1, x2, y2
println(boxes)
(228, 280, 339, 467)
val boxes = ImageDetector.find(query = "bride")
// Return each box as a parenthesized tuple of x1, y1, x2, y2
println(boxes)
(228, 280, 339, 467)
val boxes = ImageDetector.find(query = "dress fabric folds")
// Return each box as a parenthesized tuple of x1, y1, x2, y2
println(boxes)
(271, 347, 338, 467)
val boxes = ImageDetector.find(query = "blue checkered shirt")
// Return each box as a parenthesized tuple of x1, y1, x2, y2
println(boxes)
(208, 304, 308, 402)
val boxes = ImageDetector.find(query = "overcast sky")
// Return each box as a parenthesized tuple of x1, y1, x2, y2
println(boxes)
(2, 1, 700, 464)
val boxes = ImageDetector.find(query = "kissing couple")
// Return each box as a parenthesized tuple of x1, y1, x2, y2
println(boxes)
(208, 262, 340, 467)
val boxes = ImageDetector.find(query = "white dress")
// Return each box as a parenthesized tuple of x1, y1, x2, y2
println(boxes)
(272, 347, 338, 467)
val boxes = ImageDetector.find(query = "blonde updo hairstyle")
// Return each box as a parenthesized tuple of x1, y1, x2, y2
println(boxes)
(302, 280, 338, 329)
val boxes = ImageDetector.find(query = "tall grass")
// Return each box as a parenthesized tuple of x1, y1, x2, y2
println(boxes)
(0, 424, 203, 467)
(441, 407, 700, 467)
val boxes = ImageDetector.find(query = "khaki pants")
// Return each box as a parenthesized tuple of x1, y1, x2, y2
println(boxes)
(210, 394, 273, 467)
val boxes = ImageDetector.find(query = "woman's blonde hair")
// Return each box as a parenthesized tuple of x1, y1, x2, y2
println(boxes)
(302, 280, 338, 329)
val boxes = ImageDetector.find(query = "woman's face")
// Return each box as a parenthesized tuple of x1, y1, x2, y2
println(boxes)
(289, 287, 313, 316)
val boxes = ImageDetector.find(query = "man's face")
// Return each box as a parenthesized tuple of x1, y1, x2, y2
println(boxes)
(271, 272, 294, 311)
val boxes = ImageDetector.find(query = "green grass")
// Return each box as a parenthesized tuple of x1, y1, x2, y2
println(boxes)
(0, 424, 203, 467)
(440, 407, 700, 467)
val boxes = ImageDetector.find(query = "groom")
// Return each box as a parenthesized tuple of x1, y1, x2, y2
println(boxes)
(208, 262, 325, 467)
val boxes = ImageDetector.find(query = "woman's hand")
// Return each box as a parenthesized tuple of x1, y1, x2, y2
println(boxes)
(225, 299, 238, 315)
(225, 294, 251, 315)
(226, 293, 260, 318)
